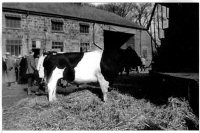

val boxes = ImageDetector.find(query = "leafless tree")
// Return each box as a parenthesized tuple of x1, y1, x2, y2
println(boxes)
(96, 3, 154, 28)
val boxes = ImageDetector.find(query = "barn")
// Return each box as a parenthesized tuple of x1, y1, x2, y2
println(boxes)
(149, 3, 199, 116)
(2, 3, 153, 63)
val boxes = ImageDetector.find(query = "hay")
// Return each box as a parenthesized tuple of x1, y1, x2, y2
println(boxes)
(2, 89, 199, 130)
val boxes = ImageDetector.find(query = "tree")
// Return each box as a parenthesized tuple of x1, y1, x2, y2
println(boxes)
(96, 3, 154, 28)
(126, 3, 153, 27)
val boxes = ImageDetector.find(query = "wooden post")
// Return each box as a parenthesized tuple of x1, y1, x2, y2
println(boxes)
(157, 4, 160, 39)
(146, 3, 157, 30)
(161, 5, 164, 29)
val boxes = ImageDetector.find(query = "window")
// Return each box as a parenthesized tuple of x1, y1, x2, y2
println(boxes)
(52, 41, 63, 52)
(80, 24, 89, 33)
(32, 40, 41, 49)
(6, 40, 22, 56)
(32, 41, 36, 48)
(80, 42, 90, 52)
(51, 20, 63, 31)
(6, 16, 21, 28)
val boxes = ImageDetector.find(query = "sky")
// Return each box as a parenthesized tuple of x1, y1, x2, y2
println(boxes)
(90, 3, 106, 6)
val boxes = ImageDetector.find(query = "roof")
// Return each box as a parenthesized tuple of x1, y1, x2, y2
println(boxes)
(2, 3, 145, 30)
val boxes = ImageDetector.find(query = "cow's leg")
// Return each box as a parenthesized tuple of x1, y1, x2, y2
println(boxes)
(96, 72, 109, 102)
(47, 67, 65, 102)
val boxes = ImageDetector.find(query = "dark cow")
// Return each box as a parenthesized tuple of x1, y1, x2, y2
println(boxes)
(38, 47, 142, 102)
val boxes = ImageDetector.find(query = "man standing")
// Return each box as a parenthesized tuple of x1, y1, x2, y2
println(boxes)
(140, 57, 146, 72)
(5, 52, 16, 87)
(2, 55, 7, 84)
(26, 50, 36, 95)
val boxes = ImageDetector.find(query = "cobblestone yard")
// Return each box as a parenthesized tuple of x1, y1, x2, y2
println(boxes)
(2, 83, 29, 108)
(2, 71, 148, 109)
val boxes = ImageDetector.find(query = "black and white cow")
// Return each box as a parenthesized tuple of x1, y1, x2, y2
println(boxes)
(37, 47, 142, 102)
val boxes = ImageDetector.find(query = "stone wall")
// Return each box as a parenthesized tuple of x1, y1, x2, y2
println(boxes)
(2, 12, 105, 55)
(2, 11, 152, 64)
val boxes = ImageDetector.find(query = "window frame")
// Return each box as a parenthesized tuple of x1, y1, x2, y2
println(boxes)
(80, 23, 89, 34)
(80, 42, 90, 52)
(5, 16, 21, 29)
(6, 39, 22, 56)
(52, 41, 64, 52)
(51, 19, 64, 32)
(32, 40, 36, 49)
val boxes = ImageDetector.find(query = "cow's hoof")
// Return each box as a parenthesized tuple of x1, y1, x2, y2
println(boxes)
(49, 97, 57, 102)
(103, 96, 108, 102)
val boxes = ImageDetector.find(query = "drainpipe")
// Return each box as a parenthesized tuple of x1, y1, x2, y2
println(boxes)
(25, 11, 30, 54)
(140, 30, 142, 56)
(157, 4, 160, 40)
(43, 18, 47, 53)
(154, 16, 156, 44)
(161, 5, 164, 29)
(93, 23, 95, 49)
(93, 23, 102, 50)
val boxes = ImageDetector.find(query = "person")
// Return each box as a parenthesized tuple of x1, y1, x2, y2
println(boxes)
(35, 54, 39, 67)
(26, 50, 37, 95)
(15, 55, 22, 83)
(2, 55, 7, 84)
(19, 55, 28, 84)
(124, 65, 130, 76)
(5, 52, 16, 87)
(140, 57, 146, 72)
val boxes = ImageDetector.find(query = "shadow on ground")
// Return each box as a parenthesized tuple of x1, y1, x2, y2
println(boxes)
(56, 73, 185, 106)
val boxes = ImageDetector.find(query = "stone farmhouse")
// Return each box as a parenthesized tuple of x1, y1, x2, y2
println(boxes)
(2, 3, 153, 62)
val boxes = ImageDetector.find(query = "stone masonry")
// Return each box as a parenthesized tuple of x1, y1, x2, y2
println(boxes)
(2, 11, 152, 63)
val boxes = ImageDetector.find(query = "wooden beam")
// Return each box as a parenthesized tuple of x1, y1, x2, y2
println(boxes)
(146, 3, 157, 30)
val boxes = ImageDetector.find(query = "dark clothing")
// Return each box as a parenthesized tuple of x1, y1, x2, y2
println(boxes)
(3, 59, 7, 72)
(15, 58, 21, 83)
(125, 66, 130, 76)
(15, 67, 18, 82)
(2, 59, 7, 83)
(19, 57, 28, 84)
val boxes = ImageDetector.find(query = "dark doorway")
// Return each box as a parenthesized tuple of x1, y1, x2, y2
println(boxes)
(32, 48, 40, 58)
(104, 30, 134, 50)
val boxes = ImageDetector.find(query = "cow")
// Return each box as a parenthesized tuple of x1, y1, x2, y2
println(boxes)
(37, 47, 142, 102)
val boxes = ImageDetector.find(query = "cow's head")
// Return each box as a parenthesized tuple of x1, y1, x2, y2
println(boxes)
(122, 47, 142, 68)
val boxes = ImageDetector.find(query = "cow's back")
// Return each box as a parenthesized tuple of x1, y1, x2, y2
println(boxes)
(74, 50, 103, 83)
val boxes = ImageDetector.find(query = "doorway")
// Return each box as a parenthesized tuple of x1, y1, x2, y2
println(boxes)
(32, 48, 40, 58)
(104, 30, 134, 50)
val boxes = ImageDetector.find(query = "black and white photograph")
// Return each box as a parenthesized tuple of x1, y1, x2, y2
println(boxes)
(1, 1, 199, 131)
